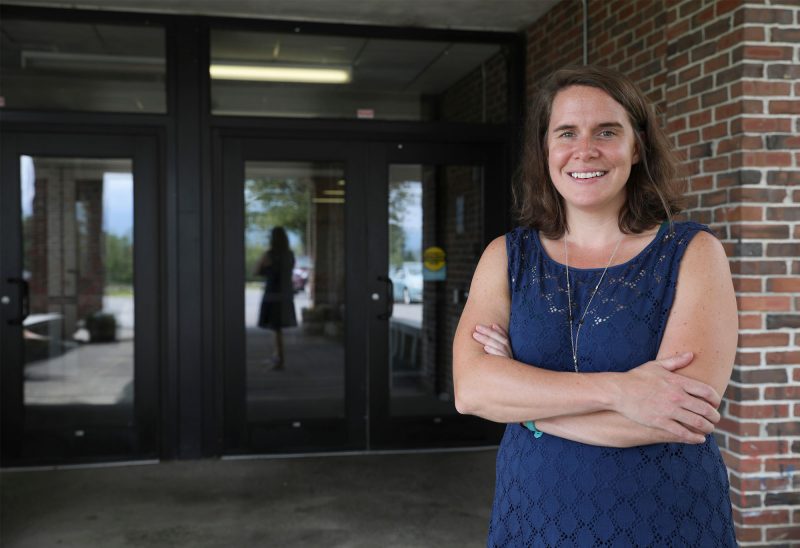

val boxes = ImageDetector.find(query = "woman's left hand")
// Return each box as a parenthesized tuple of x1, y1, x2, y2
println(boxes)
(472, 324, 512, 358)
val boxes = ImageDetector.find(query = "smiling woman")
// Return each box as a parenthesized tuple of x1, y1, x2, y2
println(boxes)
(452, 65, 737, 546)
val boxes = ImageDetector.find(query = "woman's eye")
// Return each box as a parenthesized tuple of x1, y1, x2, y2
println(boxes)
(559, 131, 575, 138)
(599, 130, 616, 137)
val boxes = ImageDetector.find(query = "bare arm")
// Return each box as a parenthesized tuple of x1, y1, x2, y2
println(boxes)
(453, 235, 721, 436)
(533, 231, 737, 446)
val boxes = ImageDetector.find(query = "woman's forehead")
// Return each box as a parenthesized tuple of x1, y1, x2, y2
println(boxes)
(548, 85, 631, 127)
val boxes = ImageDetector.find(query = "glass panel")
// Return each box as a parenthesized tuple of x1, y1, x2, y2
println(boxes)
(388, 164, 483, 416)
(211, 29, 507, 122)
(0, 19, 166, 113)
(20, 156, 134, 422)
(244, 162, 346, 421)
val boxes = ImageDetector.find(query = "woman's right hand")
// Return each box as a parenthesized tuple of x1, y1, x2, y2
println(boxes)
(613, 352, 721, 444)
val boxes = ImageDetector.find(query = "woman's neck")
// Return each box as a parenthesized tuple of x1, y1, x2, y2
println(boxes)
(562, 210, 624, 248)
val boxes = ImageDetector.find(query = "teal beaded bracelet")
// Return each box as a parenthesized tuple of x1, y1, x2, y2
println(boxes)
(522, 420, 543, 438)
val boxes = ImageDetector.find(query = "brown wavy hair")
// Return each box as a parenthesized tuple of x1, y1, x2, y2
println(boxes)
(514, 65, 684, 238)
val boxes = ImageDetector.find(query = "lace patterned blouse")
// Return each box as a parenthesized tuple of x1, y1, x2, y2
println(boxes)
(487, 221, 736, 547)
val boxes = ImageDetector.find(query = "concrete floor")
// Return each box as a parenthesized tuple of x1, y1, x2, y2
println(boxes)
(1, 448, 498, 548)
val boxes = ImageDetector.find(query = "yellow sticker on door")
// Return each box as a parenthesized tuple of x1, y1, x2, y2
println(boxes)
(423, 246, 446, 281)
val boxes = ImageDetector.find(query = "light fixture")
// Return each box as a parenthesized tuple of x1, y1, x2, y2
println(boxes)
(210, 63, 351, 84)
(21, 51, 165, 74)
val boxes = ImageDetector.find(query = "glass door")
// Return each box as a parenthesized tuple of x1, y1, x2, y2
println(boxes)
(219, 137, 368, 454)
(218, 136, 508, 454)
(366, 141, 507, 449)
(0, 133, 160, 465)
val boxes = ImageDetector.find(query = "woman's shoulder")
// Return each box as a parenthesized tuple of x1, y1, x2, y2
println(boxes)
(483, 233, 508, 260)
(473, 234, 511, 280)
(665, 220, 715, 239)
(663, 221, 727, 275)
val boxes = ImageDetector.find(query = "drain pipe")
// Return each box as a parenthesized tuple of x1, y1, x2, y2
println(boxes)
(582, 0, 588, 65)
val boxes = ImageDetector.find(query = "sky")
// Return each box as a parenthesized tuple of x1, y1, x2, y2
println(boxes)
(19, 156, 133, 238)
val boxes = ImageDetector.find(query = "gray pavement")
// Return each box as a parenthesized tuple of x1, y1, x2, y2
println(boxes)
(1, 448, 498, 548)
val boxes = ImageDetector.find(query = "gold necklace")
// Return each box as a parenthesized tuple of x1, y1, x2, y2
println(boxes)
(564, 235, 623, 372)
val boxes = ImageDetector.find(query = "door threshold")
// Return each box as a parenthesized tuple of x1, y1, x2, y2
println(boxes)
(222, 445, 499, 461)
(2, 458, 160, 473)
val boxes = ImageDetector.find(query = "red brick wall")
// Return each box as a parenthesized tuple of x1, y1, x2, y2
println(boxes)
(439, 49, 509, 123)
(525, 0, 799, 544)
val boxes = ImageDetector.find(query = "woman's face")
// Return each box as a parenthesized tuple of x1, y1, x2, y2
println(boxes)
(545, 85, 640, 217)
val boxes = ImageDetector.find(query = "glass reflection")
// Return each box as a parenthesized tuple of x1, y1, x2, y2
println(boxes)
(1, 19, 166, 113)
(388, 164, 483, 416)
(211, 29, 507, 122)
(21, 156, 134, 412)
(244, 162, 345, 421)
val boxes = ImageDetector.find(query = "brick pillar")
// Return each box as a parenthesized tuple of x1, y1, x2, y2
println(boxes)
(666, 1, 800, 543)
(525, 0, 799, 543)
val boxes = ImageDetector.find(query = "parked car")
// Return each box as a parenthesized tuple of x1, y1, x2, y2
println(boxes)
(390, 262, 423, 304)
(293, 255, 312, 293)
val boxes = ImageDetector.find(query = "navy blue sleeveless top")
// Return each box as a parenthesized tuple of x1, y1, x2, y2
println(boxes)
(487, 221, 736, 547)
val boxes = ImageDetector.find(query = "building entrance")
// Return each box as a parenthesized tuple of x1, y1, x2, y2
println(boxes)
(218, 136, 506, 455)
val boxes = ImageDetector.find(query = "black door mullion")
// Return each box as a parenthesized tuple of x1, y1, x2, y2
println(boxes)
(0, 132, 25, 461)
(365, 142, 391, 449)
(220, 137, 247, 452)
(133, 135, 161, 455)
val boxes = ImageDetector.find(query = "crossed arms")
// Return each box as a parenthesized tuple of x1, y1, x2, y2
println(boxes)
(452, 232, 737, 448)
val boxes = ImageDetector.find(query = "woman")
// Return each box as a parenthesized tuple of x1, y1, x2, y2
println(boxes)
(453, 66, 737, 546)
(257, 226, 297, 369)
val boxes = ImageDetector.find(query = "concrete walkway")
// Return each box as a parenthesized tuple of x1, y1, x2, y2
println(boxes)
(1, 448, 498, 548)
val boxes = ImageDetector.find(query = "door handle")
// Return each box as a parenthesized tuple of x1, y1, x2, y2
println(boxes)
(377, 276, 393, 320)
(6, 277, 30, 325)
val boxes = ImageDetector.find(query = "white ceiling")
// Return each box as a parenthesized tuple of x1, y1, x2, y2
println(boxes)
(3, 0, 561, 32)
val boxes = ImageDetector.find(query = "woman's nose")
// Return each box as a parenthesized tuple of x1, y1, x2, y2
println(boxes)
(573, 137, 599, 159)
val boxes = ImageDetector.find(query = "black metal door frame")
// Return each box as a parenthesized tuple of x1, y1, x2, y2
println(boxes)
(0, 130, 162, 465)
(365, 140, 508, 449)
(217, 136, 370, 454)
(216, 134, 509, 454)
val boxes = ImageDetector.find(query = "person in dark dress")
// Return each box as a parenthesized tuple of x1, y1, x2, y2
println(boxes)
(453, 66, 737, 546)
(257, 226, 297, 370)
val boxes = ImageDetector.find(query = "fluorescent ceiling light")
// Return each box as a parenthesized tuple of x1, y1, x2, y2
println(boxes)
(21, 51, 164, 74)
(210, 63, 351, 84)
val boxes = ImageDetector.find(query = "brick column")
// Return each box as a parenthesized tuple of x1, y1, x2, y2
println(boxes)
(666, 1, 800, 543)
(525, 0, 800, 543)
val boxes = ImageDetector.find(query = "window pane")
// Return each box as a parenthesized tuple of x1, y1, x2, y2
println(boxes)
(244, 162, 346, 421)
(0, 19, 166, 113)
(388, 164, 483, 416)
(211, 29, 507, 122)
(21, 156, 135, 424)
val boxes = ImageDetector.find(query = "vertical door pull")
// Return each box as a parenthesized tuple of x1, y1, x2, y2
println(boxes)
(6, 278, 30, 325)
(377, 276, 394, 320)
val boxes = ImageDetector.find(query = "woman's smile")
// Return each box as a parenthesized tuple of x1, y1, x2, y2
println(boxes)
(568, 170, 608, 181)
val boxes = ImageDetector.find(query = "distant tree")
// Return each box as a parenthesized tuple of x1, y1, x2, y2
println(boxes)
(245, 177, 309, 250)
(105, 232, 133, 285)
(389, 182, 416, 269)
